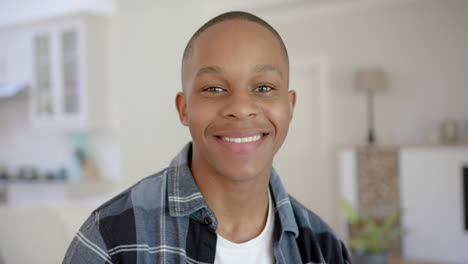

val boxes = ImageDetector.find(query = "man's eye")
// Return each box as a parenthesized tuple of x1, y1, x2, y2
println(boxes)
(255, 85, 273, 92)
(206, 87, 224, 93)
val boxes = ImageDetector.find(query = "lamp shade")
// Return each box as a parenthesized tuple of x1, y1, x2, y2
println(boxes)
(354, 68, 386, 93)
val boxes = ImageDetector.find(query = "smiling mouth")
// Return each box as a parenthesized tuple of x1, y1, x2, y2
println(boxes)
(215, 132, 268, 152)
(220, 134, 263, 143)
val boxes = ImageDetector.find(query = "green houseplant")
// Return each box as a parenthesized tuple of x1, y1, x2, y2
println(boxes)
(340, 199, 401, 264)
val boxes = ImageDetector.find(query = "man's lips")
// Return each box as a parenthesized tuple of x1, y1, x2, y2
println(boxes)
(213, 130, 269, 152)
(214, 129, 269, 143)
(220, 134, 263, 144)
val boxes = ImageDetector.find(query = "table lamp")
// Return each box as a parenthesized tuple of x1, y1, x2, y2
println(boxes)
(354, 68, 386, 144)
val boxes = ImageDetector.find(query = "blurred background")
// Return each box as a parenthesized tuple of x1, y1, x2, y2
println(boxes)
(0, 0, 467, 263)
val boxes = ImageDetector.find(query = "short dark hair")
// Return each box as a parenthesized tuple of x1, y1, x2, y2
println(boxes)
(181, 11, 289, 89)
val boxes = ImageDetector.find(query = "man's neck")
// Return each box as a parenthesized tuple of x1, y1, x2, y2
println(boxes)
(191, 159, 271, 243)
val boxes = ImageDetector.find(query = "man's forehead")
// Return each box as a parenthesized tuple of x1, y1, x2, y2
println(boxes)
(195, 64, 284, 79)
(192, 19, 279, 51)
(181, 16, 290, 91)
(187, 20, 288, 69)
(198, 19, 268, 36)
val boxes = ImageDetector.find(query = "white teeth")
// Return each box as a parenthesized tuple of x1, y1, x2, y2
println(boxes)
(221, 134, 262, 143)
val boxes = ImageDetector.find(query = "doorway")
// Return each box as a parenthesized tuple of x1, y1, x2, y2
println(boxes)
(274, 57, 335, 227)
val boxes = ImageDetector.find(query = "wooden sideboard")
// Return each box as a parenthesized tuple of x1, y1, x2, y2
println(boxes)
(340, 145, 468, 263)
(390, 255, 457, 264)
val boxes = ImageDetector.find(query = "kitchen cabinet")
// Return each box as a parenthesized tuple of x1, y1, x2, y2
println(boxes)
(29, 14, 110, 132)
(0, 27, 32, 94)
(0, 33, 7, 85)
(0, 180, 115, 206)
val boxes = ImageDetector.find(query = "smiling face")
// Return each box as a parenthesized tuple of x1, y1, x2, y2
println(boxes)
(177, 19, 296, 182)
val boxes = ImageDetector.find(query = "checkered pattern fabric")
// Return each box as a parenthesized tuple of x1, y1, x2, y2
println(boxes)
(63, 142, 351, 263)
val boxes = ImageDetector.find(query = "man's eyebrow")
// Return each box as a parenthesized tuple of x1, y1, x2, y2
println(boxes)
(196, 66, 223, 78)
(254, 64, 283, 76)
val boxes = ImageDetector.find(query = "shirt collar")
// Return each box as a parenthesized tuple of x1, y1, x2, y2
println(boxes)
(167, 142, 208, 217)
(166, 142, 299, 237)
(269, 169, 299, 238)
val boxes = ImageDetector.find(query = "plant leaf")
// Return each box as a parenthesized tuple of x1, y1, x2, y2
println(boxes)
(340, 198, 358, 224)
(382, 209, 401, 233)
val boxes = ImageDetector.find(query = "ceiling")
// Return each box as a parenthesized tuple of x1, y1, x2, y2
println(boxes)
(215, 0, 370, 11)
(210, 0, 403, 20)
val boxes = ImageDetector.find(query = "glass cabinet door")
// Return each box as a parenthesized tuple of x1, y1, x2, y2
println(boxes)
(33, 34, 53, 116)
(61, 29, 79, 114)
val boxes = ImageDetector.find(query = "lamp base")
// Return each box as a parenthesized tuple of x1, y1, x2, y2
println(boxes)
(367, 130, 375, 145)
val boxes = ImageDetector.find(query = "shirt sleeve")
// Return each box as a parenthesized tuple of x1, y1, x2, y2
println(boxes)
(340, 239, 353, 264)
(62, 212, 113, 264)
(319, 235, 352, 264)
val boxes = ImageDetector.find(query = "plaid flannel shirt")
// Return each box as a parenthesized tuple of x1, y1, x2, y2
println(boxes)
(63, 142, 351, 264)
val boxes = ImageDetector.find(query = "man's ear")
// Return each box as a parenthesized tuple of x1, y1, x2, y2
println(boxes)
(175, 92, 189, 126)
(288, 90, 297, 117)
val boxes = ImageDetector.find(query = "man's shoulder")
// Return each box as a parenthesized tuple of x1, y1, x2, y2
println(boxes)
(287, 195, 351, 263)
(64, 168, 178, 263)
(93, 168, 172, 218)
(287, 195, 334, 235)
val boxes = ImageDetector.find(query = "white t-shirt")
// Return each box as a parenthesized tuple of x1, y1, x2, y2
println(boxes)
(214, 191, 275, 264)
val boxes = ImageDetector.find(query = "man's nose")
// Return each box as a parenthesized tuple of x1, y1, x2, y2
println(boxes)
(220, 91, 260, 121)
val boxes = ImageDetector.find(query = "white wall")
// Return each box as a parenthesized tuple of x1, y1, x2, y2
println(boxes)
(400, 147, 468, 263)
(111, 0, 216, 185)
(263, 0, 468, 146)
(274, 59, 336, 227)
(338, 148, 357, 242)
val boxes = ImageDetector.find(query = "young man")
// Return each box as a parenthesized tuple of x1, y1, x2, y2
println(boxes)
(64, 11, 351, 264)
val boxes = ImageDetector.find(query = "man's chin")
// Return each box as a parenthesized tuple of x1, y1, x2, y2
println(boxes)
(214, 162, 271, 183)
